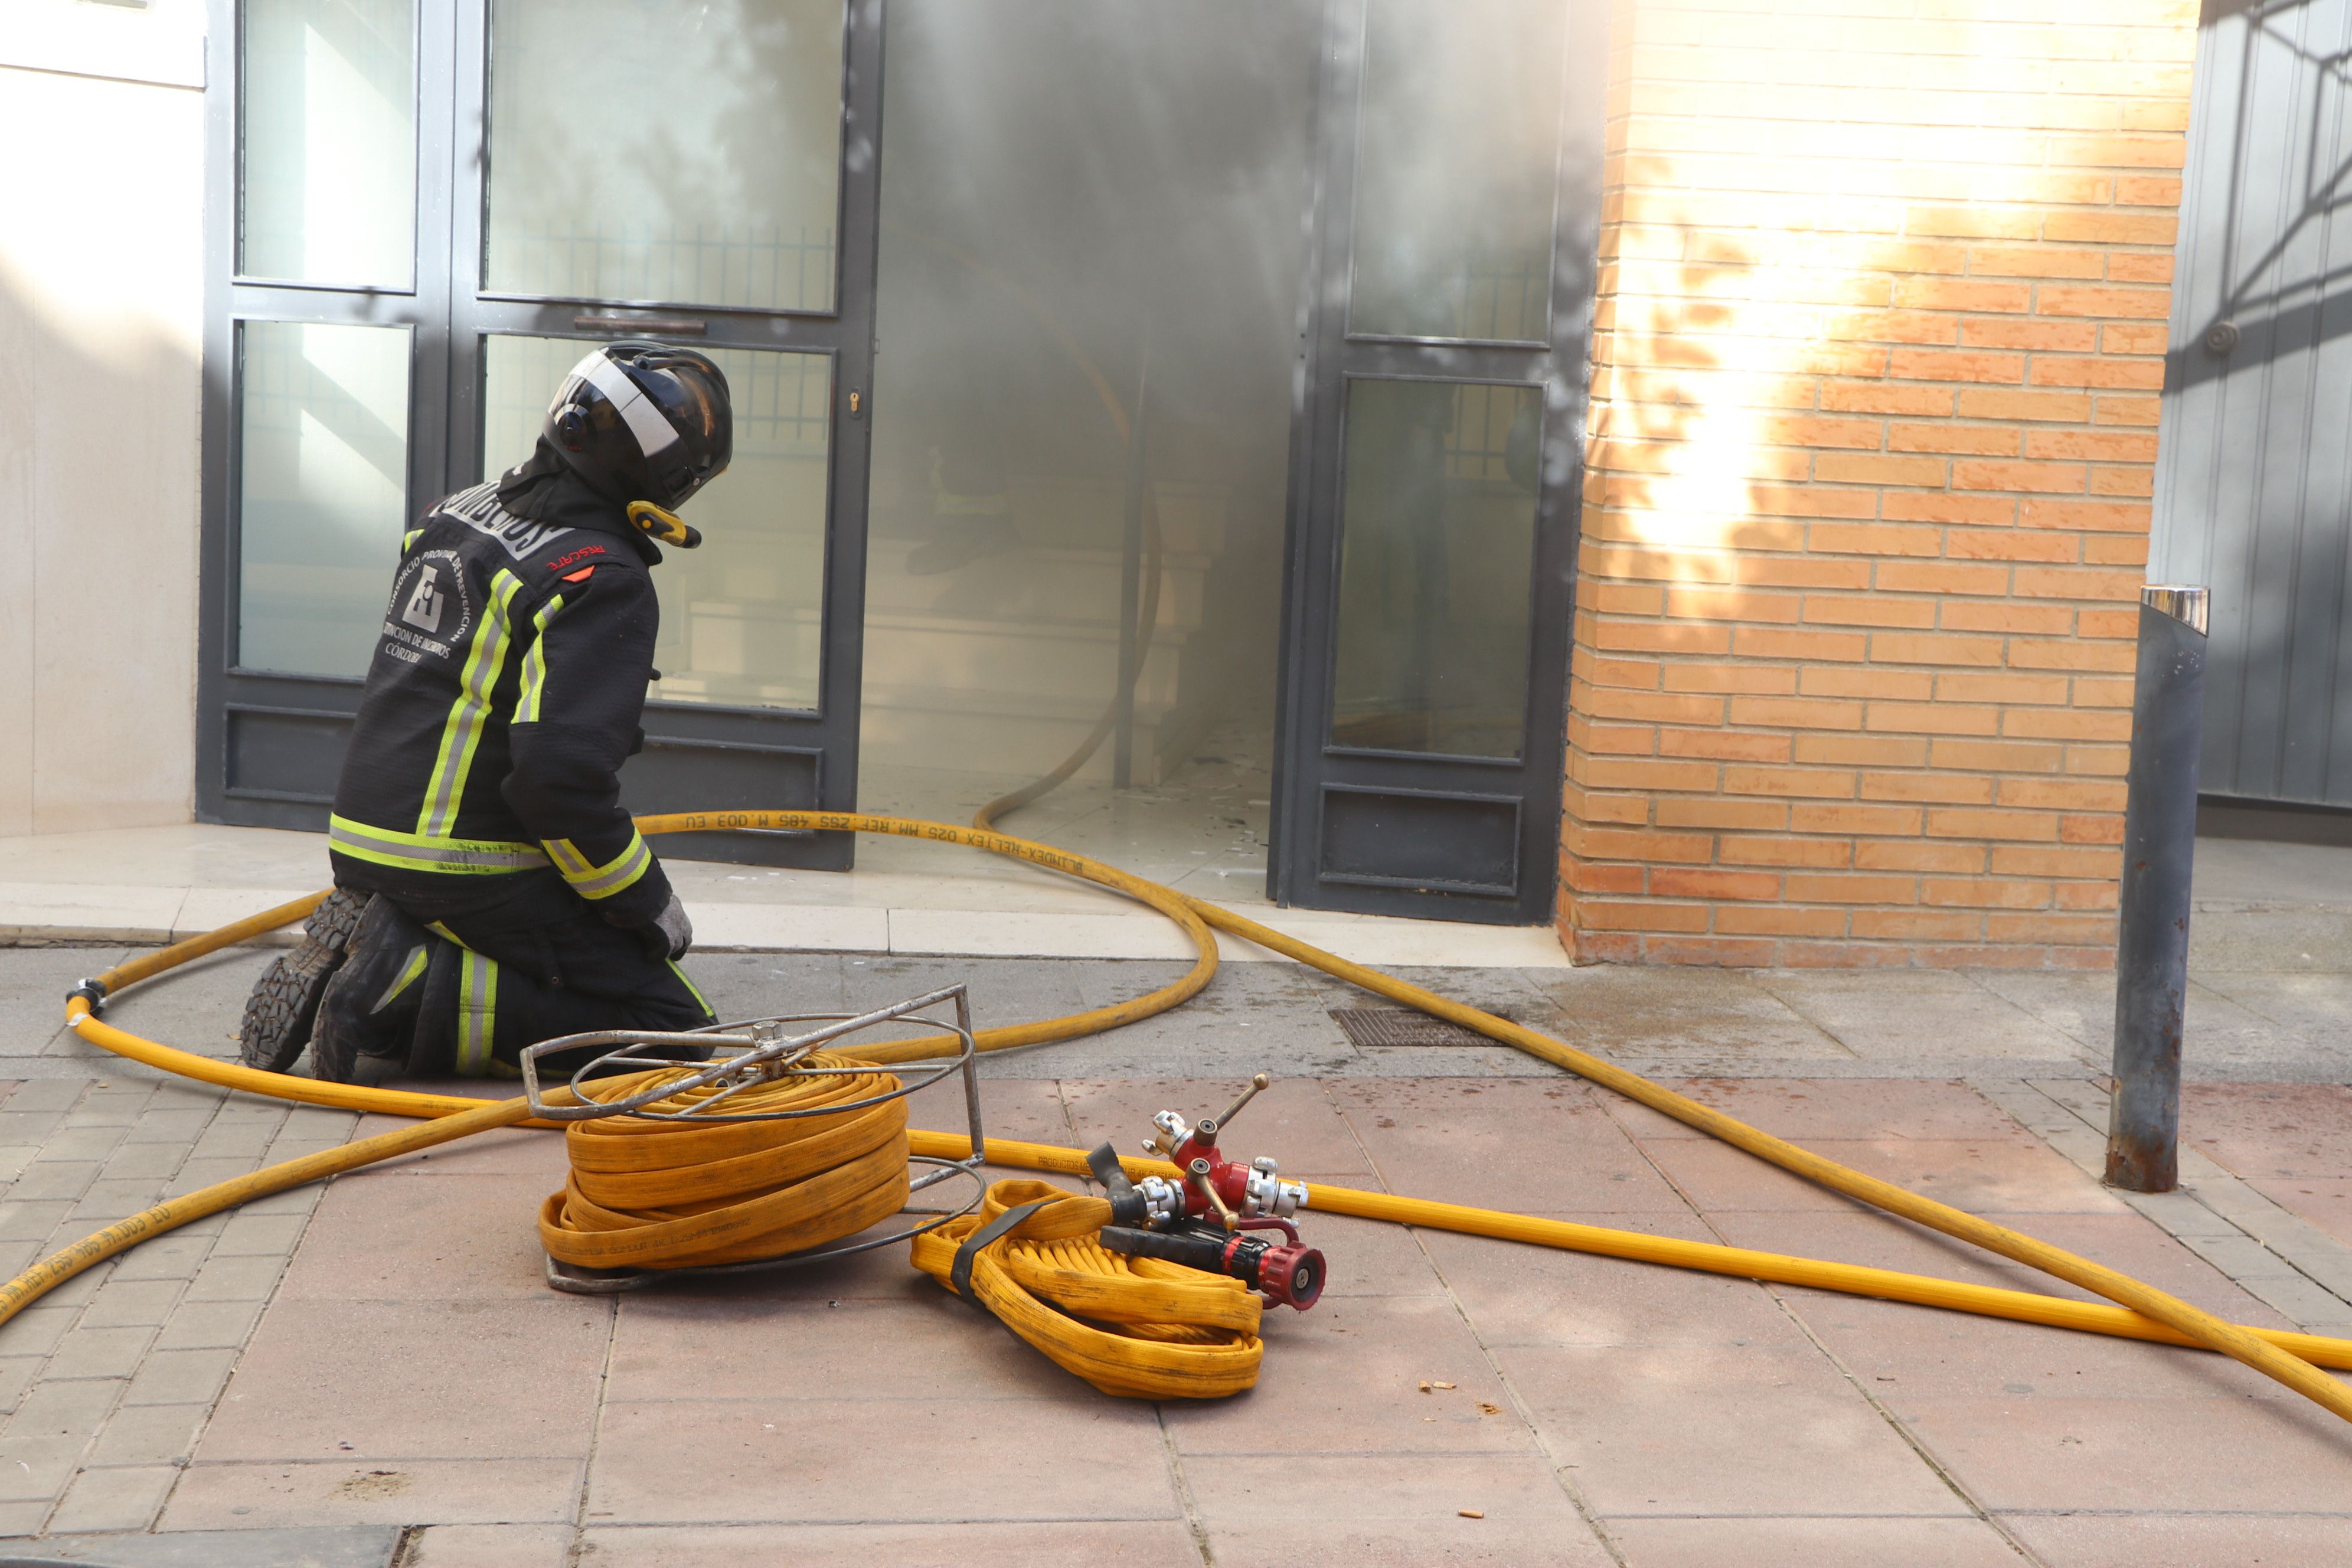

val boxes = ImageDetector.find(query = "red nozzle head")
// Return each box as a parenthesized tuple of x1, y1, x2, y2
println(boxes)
(1255, 1242, 1325, 1310)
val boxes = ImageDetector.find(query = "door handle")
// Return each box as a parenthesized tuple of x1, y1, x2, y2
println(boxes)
(571, 312, 707, 337)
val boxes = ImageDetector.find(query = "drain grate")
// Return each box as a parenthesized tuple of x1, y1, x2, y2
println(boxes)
(1329, 1007, 1498, 1048)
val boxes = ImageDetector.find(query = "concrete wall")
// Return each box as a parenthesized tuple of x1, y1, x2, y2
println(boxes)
(1560, 0, 2200, 968)
(0, 1, 208, 835)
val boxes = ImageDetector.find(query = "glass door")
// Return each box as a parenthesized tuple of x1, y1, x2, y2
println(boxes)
(1270, 0, 1601, 923)
(200, 0, 882, 869)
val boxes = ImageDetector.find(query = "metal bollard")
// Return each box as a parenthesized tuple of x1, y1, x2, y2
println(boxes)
(2105, 584, 2209, 1194)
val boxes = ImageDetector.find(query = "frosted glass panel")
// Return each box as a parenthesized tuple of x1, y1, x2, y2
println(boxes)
(1331, 380, 1538, 758)
(482, 337, 830, 710)
(485, 0, 844, 311)
(237, 322, 413, 677)
(240, 0, 416, 286)
(1352, 0, 1564, 341)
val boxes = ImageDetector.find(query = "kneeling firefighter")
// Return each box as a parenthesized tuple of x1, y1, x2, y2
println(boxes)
(239, 341, 733, 1083)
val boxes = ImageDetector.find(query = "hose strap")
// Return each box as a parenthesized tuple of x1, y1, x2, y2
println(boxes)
(949, 1199, 1056, 1306)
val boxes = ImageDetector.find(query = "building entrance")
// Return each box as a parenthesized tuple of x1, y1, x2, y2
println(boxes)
(198, 0, 1595, 922)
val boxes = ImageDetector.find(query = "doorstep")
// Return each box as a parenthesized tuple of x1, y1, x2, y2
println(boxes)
(0, 824, 1572, 970)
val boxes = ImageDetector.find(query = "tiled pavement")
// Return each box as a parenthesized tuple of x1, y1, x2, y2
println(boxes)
(0, 950, 2346, 1563)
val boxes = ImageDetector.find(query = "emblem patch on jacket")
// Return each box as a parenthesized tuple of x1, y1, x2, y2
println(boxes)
(383, 550, 473, 665)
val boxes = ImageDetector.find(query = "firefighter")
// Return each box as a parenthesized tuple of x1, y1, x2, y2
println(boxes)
(238, 341, 733, 1083)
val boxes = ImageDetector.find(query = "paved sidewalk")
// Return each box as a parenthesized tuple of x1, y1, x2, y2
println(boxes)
(0, 932, 2341, 1564)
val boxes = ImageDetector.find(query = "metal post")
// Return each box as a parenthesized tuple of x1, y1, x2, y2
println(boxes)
(2105, 584, 2209, 1194)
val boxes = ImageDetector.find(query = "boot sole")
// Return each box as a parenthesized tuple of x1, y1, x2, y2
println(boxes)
(237, 889, 370, 1073)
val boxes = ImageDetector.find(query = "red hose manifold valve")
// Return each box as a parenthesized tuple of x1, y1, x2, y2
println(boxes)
(1086, 1073, 1329, 1310)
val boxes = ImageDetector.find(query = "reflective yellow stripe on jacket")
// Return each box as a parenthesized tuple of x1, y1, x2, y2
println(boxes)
(327, 816, 549, 876)
(417, 569, 525, 838)
(544, 829, 654, 901)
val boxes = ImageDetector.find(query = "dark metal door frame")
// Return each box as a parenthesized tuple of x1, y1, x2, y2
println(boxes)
(1268, 0, 1603, 925)
(197, 0, 883, 870)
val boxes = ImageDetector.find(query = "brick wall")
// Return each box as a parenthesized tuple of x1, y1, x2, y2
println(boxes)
(1559, 0, 2201, 967)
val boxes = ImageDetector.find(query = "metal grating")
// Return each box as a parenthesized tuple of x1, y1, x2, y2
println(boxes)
(1329, 1007, 1495, 1048)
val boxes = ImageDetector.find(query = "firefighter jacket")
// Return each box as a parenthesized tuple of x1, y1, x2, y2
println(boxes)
(326, 469, 674, 929)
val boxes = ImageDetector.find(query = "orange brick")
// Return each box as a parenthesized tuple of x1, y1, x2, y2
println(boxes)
(1716, 905, 1850, 937)
(1958, 318, 2100, 353)
(1801, 666, 1935, 701)
(1814, 452, 1952, 486)
(1855, 840, 1985, 873)
(1866, 701, 2002, 736)
(1793, 734, 1930, 767)
(2013, 566, 2144, 602)
(1594, 582, 1665, 615)
(2041, 211, 2175, 244)
(2054, 882, 2121, 912)
(1646, 936, 1782, 966)
(1879, 491, 2018, 527)
(2024, 428, 2161, 462)
(1920, 877, 2053, 909)
(1570, 720, 1657, 756)
(1656, 798, 1788, 831)
(2037, 285, 2173, 319)
(1581, 653, 1661, 689)
(1939, 602, 2075, 635)
(1580, 687, 1728, 725)
(1945, 529, 2080, 563)
(1850, 909, 1982, 941)
(2102, 324, 2171, 356)
(1583, 757, 1724, 793)
(1929, 740, 2066, 775)
(1563, 928, 1643, 964)
(2020, 498, 2152, 533)
(1790, 802, 1924, 836)
(2077, 608, 2141, 639)
(1718, 835, 1857, 868)
(2106, 253, 2175, 285)
(1991, 844, 2121, 878)
(1664, 663, 1801, 696)
(1999, 778, 2128, 811)
(2028, 356, 2166, 390)
(2060, 813, 2128, 844)
(1566, 824, 1717, 864)
(2094, 394, 2163, 427)
(1727, 695, 1866, 730)
(1967, 246, 2106, 279)
(1888, 348, 2027, 384)
(1808, 523, 1946, 557)
(1876, 560, 2015, 595)
(1935, 671, 2072, 704)
(1577, 899, 1713, 933)
(1563, 785, 1650, 826)
(1734, 626, 1869, 662)
(2007, 637, 2137, 672)
(1649, 867, 1783, 901)
(1734, 556, 1877, 590)
(1781, 940, 1923, 968)
(1821, 382, 1956, 416)
(1925, 808, 2060, 841)
(1887, 422, 2022, 456)
(2084, 533, 2152, 566)
(1563, 858, 1646, 894)
(1593, 620, 1735, 655)
(1664, 587, 1804, 623)
(1871, 632, 2005, 666)
(2115, 176, 2184, 207)
(1893, 277, 2034, 313)
(1722, 765, 1860, 799)
(1863, 771, 1995, 805)
(1907, 207, 2040, 240)
(1956, 388, 2093, 422)
(1784, 873, 1921, 905)
(1805, 597, 1941, 630)
(1953, 459, 2089, 494)
(1660, 727, 1794, 762)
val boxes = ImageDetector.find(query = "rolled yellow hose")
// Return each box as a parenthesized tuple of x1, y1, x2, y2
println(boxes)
(908, 1178, 1263, 1399)
(29, 809, 2352, 1422)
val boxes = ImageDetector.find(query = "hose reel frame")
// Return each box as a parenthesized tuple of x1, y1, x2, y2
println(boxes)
(520, 984, 991, 1295)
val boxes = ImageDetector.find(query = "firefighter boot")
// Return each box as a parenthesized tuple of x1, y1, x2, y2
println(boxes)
(237, 888, 371, 1073)
(308, 897, 437, 1084)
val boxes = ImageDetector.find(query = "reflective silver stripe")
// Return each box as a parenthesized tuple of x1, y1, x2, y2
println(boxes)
(417, 570, 523, 838)
(571, 350, 680, 457)
(515, 594, 567, 724)
(546, 832, 652, 900)
(328, 816, 547, 872)
(456, 949, 498, 1077)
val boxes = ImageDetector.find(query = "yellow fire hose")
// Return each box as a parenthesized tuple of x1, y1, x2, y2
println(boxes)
(14, 811, 2352, 1417)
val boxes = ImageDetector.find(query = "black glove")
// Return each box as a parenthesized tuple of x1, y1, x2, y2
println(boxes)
(641, 893, 693, 962)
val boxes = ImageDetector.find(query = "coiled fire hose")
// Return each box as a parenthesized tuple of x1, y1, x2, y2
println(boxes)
(540, 1057, 910, 1272)
(17, 810, 2352, 1416)
(909, 1178, 1264, 1399)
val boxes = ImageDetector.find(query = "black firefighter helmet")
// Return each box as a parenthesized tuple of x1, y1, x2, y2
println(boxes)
(544, 341, 732, 510)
